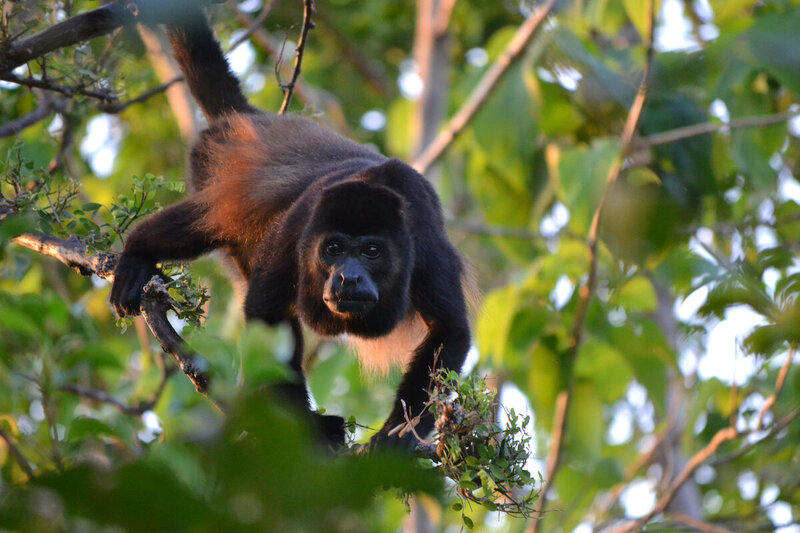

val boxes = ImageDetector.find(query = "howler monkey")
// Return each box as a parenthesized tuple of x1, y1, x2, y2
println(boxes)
(110, 5, 471, 449)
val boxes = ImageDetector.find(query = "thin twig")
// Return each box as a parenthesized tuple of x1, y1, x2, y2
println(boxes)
(96, 77, 183, 113)
(1, 73, 116, 101)
(0, 426, 35, 478)
(666, 513, 736, 533)
(755, 346, 795, 430)
(606, 427, 740, 533)
(412, 0, 556, 174)
(528, 3, 656, 531)
(609, 395, 800, 531)
(0, 103, 54, 138)
(226, 0, 276, 53)
(712, 404, 800, 466)
(59, 360, 176, 415)
(635, 110, 800, 149)
(231, 5, 355, 134)
(278, 0, 316, 114)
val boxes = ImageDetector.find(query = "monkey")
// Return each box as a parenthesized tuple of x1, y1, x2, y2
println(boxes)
(110, 5, 471, 450)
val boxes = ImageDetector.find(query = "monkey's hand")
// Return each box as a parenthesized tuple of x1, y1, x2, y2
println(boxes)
(109, 255, 169, 317)
(313, 413, 346, 450)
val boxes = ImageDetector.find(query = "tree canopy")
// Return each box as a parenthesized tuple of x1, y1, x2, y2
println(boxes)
(1, 0, 800, 531)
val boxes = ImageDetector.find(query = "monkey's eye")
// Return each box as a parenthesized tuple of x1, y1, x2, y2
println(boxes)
(362, 244, 382, 259)
(325, 241, 343, 256)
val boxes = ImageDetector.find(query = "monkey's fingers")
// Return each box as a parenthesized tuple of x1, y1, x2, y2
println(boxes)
(109, 257, 168, 317)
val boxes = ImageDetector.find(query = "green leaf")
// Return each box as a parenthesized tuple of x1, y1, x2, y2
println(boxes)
(68, 417, 115, 442)
(746, 10, 800, 95)
(575, 339, 634, 403)
(568, 382, 604, 459)
(459, 478, 479, 491)
(613, 276, 657, 313)
(710, 0, 759, 26)
(622, 0, 661, 40)
(558, 139, 620, 234)
(476, 285, 521, 365)
(775, 201, 800, 242)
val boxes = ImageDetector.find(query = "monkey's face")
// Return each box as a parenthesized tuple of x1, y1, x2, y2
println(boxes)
(319, 233, 391, 315)
(297, 228, 411, 338)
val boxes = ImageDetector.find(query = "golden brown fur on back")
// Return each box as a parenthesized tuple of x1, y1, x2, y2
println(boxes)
(193, 112, 384, 244)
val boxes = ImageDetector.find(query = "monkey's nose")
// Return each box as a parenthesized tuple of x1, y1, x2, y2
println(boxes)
(340, 273, 362, 288)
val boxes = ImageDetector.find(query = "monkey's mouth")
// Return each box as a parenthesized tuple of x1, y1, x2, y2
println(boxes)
(324, 296, 378, 314)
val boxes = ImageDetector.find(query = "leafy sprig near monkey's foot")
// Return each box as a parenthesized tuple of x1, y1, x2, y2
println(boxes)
(375, 369, 542, 521)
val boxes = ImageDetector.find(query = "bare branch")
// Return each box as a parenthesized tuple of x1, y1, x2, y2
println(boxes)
(0, 102, 53, 138)
(713, 404, 800, 467)
(0, 0, 227, 75)
(11, 233, 221, 410)
(96, 76, 183, 114)
(0, 73, 116, 100)
(412, 0, 556, 174)
(60, 362, 175, 415)
(231, 5, 354, 134)
(226, 0, 277, 53)
(666, 513, 736, 533)
(528, 3, 656, 531)
(0, 426, 35, 479)
(635, 110, 800, 149)
(755, 346, 795, 430)
(0, 4, 135, 74)
(12, 233, 114, 277)
(606, 427, 741, 533)
(278, 0, 316, 114)
(608, 391, 800, 531)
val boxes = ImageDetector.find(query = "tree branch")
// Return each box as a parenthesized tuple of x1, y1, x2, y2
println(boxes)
(666, 513, 736, 533)
(0, 73, 116, 100)
(607, 399, 800, 531)
(0, 4, 135, 74)
(0, 426, 35, 479)
(412, 0, 556, 174)
(11, 233, 221, 410)
(231, 5, 353, 134)
(635, 110, 800, 149)
(96, 76, 183, 114)
(755, 346, 795, 430)
(278, 0, 316, 114)
(0, 102, 54, 138)
(0, 0, 226, 75)
(60, 359, 176, 415)
(226, 0, 277, 53)
(528, 3, 656, 531)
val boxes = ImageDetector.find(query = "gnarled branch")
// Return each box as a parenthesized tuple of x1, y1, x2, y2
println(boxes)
(12, 233, 220, 410)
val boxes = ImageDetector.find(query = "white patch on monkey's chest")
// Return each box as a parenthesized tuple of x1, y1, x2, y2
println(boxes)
(348, 312, 428, 377)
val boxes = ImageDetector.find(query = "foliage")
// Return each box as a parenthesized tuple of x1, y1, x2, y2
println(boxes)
(429, 370, 540, 524)
(1, 0, 800, 532)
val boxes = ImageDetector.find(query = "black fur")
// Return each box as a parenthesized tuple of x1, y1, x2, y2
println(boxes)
(111, 6, 471, 449)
